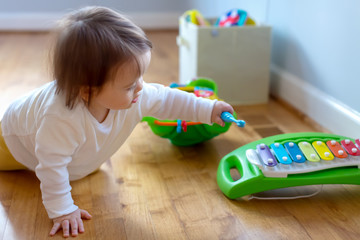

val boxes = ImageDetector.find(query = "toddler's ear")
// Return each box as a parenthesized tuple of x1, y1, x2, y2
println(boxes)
(80, 86, 90, 102)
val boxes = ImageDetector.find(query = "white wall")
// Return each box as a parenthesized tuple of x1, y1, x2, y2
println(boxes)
(0, 0, 188, 12)
(265, 0, 360, 137)
(269, 0, 360, 112)
(0, 0, 193, 30)
(0, 0, 268, 30)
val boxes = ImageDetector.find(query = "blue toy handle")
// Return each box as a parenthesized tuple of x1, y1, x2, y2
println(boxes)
(221, 112, 246, 128)
(176, 119, 182, 133)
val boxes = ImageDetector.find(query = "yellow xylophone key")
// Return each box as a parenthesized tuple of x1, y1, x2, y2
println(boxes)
(312, 141, 334, 160)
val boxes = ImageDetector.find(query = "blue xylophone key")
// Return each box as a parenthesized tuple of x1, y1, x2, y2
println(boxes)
(284, 142, 306, 163)
(270, 143, 292, 165)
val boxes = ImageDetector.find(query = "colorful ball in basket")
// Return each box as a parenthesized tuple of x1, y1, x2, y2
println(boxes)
(182, 9, 210, 26)
(215, 9, 248, 27)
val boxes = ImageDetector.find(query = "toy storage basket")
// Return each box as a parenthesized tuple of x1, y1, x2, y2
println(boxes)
(177, 16, 272, 105)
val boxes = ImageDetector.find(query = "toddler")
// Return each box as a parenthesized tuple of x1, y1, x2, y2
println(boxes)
(0, 6, 234, 238)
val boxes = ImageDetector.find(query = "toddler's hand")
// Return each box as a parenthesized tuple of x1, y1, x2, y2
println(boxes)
(49, 208, 92, 238)
(211, 101, 234, 127)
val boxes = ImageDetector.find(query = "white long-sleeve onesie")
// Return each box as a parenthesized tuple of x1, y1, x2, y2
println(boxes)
(1, 81, 216, 219)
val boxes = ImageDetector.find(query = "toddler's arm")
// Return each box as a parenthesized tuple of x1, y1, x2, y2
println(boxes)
(141, 83, 235, 125)
(141, 83, 217, 124)
(35, 116, 90, 236)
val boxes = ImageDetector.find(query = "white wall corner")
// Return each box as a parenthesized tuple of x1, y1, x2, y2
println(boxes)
(270, 64, 360, 139)
(0, 11, 181, 31)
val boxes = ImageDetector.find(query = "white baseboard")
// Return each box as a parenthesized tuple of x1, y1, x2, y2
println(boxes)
(0, 11, 180, 31)
(270, 64, 360, 139)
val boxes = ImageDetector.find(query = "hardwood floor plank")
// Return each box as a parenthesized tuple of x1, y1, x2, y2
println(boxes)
(123, 202, 156, 240)
(3, 171, 40, 240)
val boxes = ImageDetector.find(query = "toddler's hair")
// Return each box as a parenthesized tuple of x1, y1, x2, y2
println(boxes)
(52, 6, 153, 109)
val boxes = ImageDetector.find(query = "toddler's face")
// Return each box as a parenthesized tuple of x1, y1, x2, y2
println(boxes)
(91, 51, 151, 110)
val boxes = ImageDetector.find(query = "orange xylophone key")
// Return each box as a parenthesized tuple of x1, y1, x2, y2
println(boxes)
(326, 140, 348, 158)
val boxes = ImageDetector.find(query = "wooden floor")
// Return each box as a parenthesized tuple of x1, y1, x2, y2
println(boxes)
(1, 30, 360, 240)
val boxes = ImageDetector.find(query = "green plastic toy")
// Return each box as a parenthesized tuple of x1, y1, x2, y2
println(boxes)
(142, 78, 237, 146)
(217, 132, 360, 199)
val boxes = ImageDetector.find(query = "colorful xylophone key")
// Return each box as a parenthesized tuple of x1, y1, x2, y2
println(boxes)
(312, 141, 334, 160)
(270, 143, 292, 164)
(256, 143, 277, 166)
(298, 142, 320, 162)
(284, 142, 306, 163)
(341, 139, 360, 156)
(326, 140, 348, 158)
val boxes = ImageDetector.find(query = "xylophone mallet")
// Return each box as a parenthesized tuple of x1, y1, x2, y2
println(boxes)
(220, 112, 246, 127)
